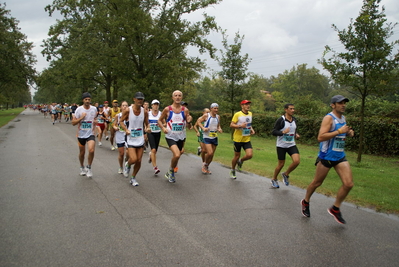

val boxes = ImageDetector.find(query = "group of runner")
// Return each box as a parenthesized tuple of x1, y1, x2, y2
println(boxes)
(71, 91, 355, 225)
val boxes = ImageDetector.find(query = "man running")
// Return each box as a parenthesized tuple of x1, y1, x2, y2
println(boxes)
(109, 100, 120, 151)
(113, 101, 129, 174)
(196, 103, 222, 174)
(120, 92, 150, 187)
(301, 95, 355, 224)
(147, 99, 162, 175)
(72, 92, 98, 178)
(194, 108, 210, 166)
(158, 90, 192, 183)
(229, 100, 255, 179)
(271, 103, 300, 188)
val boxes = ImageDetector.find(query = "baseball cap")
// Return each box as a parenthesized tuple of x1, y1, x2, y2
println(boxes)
(240, 100, 251, 105)
(82, 92, 91, 99)
(104, 101, 108, 104)
(112, 99, 118, 103)
(181, 101, 188, 106)
(99, 105, 104, 108)
(151, 99, 160, 105)
(134, 92, 145, 99)
(330, 95, 349, 104)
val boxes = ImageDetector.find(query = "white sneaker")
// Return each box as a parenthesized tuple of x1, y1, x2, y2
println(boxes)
(86, 167, 93, 178)
(105, 136, 109, 140)
(111, 146, 116, 151)
(118, 167, 123, 174)
(123, 161, 130, 178)
(148, 152, 152, 163)
(79, 167, 86, 176)
(130, 177, 139, 186)
(154, 167, 160, 175)
(98, 142, 102, 146)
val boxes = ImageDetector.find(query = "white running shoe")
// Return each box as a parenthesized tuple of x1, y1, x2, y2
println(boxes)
(118, 167, 123, 174)
(154, 167, 160, 174)
(98, 142, 102, 146)
(86, 168, 93, 178)
(105, 136, 109, 140)
(80, 167, 86, 176)
(123, 161, 130, 178)
(130, 177, 139, 186)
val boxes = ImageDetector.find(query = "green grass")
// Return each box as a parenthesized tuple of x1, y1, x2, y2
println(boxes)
(161, 130, 399, 215)
(0, 108, 24, 128)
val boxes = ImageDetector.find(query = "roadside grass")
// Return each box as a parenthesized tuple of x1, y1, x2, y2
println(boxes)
(161, 130, 399, 214)
(0, 108, 24, 128)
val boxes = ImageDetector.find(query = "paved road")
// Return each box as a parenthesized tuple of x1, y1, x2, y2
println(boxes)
(1, 109, 398, 267)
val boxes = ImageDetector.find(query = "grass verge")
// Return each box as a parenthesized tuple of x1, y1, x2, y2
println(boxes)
(161, 130, 399, 214)
(0, 108, 25, 128)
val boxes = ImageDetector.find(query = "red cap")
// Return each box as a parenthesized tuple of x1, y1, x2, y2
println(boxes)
(240, 100, 251, 105)
(104, 101, 108, 104)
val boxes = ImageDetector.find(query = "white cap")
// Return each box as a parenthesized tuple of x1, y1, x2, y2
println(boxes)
(210, 103, 219, 108)
(151, 99, 160, 104)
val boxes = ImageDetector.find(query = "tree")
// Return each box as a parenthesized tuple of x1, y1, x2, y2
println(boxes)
(320, 0, 399, 162)
(0, 3, 36, 108)
(217, 31, 251, 116)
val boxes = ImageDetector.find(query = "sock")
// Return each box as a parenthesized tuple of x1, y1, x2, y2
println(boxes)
(332, 205, 340, 211)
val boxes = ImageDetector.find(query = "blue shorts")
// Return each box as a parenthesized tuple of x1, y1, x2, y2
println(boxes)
(203, 138, 218, 146)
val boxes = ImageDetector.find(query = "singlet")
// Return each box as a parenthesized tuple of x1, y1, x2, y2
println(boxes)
(232, 111, 252, 143)
(276, 115, 297, 148)
(75, 105, 98, 139)
(97, 112, 105, 125)
(165, 106, 186, 141)
(148, 110, 161, 134)
(115, 112, 126, 145)
(110, 107, 120, 122)
(318, 112, 347, 161)
(202, 113, 219, 139)
(127, 106, 145, 147)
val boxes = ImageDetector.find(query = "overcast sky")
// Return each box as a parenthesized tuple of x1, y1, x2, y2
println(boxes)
(5, 0, 399, 78)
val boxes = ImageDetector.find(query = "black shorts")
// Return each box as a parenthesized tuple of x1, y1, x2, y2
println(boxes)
(148, 132, 161, 151)
(127, 145, 144, 149)
(276, 146, 299, 160)
(315, 157, 347, 168)
(78, 135, 95, 146)
(233, 141, 252, 153)
(166, 138, 184, 151)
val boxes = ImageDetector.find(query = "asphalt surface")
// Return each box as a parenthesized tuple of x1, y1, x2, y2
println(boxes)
(1, 109, 398, 267)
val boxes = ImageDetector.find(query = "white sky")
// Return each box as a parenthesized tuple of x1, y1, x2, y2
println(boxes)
(5, 0, 399, 78)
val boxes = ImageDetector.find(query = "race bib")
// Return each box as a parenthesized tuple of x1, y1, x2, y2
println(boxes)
(171, 122, 184, 132)
(242, 127, 251, 136)
(98, 119, 104, 124)
(81, 121, 93, 131)
(283, 133, 295, 143)
(332, 135, 346, 152)
(150, 122, 160, 132)
(130, 128, 143, 138)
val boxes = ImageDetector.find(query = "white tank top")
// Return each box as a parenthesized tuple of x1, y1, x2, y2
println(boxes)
(203, 113, 219, 139)
(127, 106, 145, 147)
(115, 112, 126, 145)
(148, 110, 161, 133)
(165, 106, 186, 141)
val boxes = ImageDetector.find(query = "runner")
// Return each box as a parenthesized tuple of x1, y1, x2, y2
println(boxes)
(194, 108, 210, 167)
(147, 99, 162, 175)
(103, 101, 110, 141)
(56, 103, 62, 123)
(112, 101, 129, 174)
(158, 90, 192, 183)
(119, 92, 150, 187)
(50, 103, 57, 125)
(270, 103, 300, 188)
(63, 103, 71, 122)
(196, 103, 222, 174)
(96, 105, 107, 146)
(109, 100, 120, 151)
(301, 95, 355, 224)
(72, 92, 98, 178)
(229, 99, 255, 179)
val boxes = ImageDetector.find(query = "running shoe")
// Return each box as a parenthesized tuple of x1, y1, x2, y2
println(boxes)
(148, 152, 152, 163)
(98, 142, 102, 146)
(154, 167, 160, 175)
(301, 199, 310, 217)
(236, 159, 243, 171)
(230, 170, 237, 179)
(123, 161, 131, 178)
(206, 168, 212, 174)
(130, 177, 139, 186)
(328, 207, 346, 224)
(202, 165, 208, 174)
(86, 167, 93, 178)
(111, 146, 116, 151)
(197, 146, 201, 155)
(80, 167, 86, 176)
(165, 171, 176, 183)
(118, 167, 123, 174)
(281, 172, 289, 186)
(271, 179, 280, 188)
(174, 167, 178, 173)
(105, 136, 109, 140)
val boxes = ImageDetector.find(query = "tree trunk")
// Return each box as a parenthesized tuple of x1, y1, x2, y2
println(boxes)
(356, 96, 366, 163)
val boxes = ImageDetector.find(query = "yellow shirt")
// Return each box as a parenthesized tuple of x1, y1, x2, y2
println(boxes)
(232, 111, 252, 143)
